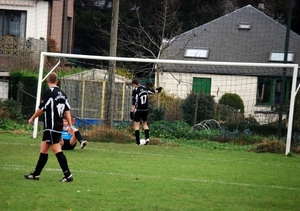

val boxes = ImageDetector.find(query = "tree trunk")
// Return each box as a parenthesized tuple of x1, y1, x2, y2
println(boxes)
(105, 0, 119, 127)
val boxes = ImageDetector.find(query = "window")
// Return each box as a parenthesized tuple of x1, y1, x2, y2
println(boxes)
(256, 78, 291, 106)
(0, 10, 27, 37)
(184, 48, 209, 59)
(269, 51, 294, 62)
(257, 78, 272, 104)
(239, 22, 251, 30)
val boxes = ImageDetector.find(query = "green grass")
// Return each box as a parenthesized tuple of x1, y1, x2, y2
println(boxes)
(0, 131, 300, 211)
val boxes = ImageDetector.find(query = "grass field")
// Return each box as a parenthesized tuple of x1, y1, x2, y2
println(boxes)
(0, 131, 300, 211)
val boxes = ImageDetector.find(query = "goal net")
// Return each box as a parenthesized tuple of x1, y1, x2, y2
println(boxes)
(34, 52, 299, 155)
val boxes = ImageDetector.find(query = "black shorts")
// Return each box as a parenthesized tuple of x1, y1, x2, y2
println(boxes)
(42, 130, 61, 144)
(134, 110, 148, 122)
(61, 139, 77, 150)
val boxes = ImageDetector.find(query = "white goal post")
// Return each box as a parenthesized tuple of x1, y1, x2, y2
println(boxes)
(34, 52, 299, 155)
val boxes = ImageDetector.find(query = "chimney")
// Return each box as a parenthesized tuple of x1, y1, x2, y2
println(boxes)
(258, 3, 264, 11)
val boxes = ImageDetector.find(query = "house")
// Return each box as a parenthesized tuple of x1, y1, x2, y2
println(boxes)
(0, 0, 74, 70)
(159, 5, 300, 124)
(0, 0, 74, 100)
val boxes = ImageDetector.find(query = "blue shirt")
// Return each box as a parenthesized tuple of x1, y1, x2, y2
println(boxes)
(62, 126, 76, 140)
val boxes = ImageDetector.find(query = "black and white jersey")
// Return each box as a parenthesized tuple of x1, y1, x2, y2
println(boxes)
(39, 86, 71, 132)
(132, 85, 155, 111)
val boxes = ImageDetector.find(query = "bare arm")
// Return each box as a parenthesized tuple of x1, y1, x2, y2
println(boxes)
(64, 111, 74, 135)
(28, 108, 43, 124)
(131, 105, 135, 112)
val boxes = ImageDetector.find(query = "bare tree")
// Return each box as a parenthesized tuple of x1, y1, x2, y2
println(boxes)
(116, 0, 205, 81)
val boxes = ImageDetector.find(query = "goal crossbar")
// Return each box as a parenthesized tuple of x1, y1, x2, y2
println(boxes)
(34, 52, 299, 155)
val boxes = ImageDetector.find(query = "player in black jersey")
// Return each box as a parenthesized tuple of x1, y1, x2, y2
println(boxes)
(24, 72, 74, 182)
(130, 78, 162, 145)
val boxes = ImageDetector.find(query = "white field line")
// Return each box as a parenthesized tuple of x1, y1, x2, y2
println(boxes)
(172, 177, 300, 191)
(2, 164, 300, 191)
(2, 142, 300, 168)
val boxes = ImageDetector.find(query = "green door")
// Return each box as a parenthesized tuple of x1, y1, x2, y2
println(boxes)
(192, 77, 211, 95)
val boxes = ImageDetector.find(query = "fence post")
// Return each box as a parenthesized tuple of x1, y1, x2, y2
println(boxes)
(17, 82, 23, 113)
(194, 93, 199, 125)
(81, 80, 85, 118)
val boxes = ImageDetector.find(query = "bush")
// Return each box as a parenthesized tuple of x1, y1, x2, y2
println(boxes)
(221, 122, 285, 136)
(150, 90, 182, 122)
(9, 70, 43, 118)
(218, 93, 245, 113)
(292, 132, 300, 145)
(148, 106, 166, 122)
(150, 120, 208, 140)
(0, 99, 25, 122)
(0, 118, 34, 131)
(9, 68, 88, 118)
(253, 139, 285, 153)
(214, 103, 245, 123)
(0, 99, 35, 131)
(181, 92, 215, 126)
(86, 125, 163, 145)
(85, 125, 134, 143)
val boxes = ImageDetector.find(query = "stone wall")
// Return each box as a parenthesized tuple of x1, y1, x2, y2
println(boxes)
(0, 36, 46, 70)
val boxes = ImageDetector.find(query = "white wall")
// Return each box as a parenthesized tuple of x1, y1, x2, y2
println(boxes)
(157, 71, 279, 122)
(0, 1, 48, 39)
(0, 80, 8, 100)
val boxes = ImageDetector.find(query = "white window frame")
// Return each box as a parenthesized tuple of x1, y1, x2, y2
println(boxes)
(184, 48, 209, 59)
(238, 22, 251, 30)
(269, 51, 294, 62)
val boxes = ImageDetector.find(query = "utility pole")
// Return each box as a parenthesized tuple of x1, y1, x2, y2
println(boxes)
(105, 0, 119, 127)
(278, 0, 293, 138)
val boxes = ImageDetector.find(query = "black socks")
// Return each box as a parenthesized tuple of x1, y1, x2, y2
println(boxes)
(135, 129, 150, 144)
(33, 153, 48, 176)
(145, 129, 149, 140)
(56, 151, 71, 178)
(74, 131, 84, 143)
(135, 130, 140, 145)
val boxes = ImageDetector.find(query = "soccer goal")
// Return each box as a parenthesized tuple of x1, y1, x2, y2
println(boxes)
(34, 52, 299, 155)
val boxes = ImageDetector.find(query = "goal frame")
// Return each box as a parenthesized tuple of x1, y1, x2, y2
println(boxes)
(34, 52, 299, 155)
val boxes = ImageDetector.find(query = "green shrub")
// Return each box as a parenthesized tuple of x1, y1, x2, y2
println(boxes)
(148, 106, 165, 122)
(218, 93, 245, 113)
(181, 92, 215, 126)
(0, 119, 34, 131)
(242, 114, 259, 124)
(292, 132, 300, 145)
(0, 99, 25, 122)
(9, 70, 42, 118)
(214, 103, 245, 123)
(9, 68, 87, 118)
(221, 122, 286, 136)
(150, 90, 182, 122)
(150, 120, 210, 140)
